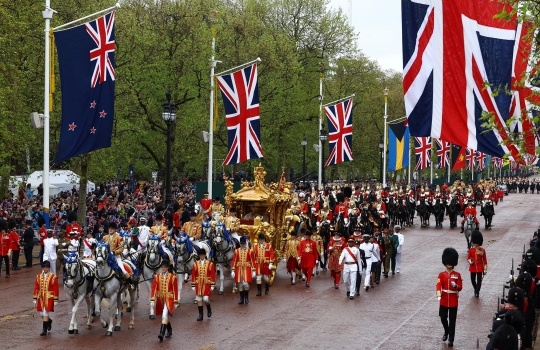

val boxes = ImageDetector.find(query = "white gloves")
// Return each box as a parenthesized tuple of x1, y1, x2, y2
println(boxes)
(62, 243, 67, 246)
(281, 258, 286, 263)
(150, 301, 155, 308)
(509, 274, 513, 280)
(450, 281, 457, 288)
(231, 271, 235, 279)
(469, 261, 473, 265)
(269, 263, 273, 271)
(316, 260, 319, 265)
(33, 300, 37, 305)
(329, 246, 333, 250)
(189, 237, 194, 241)
(252, 271, 256, 279)
(174, 303, 179, 309)
(437, 296, 441, 301)
(211, 286, 214, 291)
(54, 301, 58, 306)
(191, 287, 195, 291)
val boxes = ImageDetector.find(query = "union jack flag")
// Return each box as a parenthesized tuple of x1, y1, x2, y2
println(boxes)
(435, 139, 450, 169)
(217, 63, 263, 166)
(476, 151, 486, 170)
(492, 157, 503, 169)
(86, 11, 115, 88)
(402, 0, 520, 159)
(466, 148, 476, 171)
(324, 98, 353, 167)
(414, 136, 431, 170)
(509, 21, 540, 161)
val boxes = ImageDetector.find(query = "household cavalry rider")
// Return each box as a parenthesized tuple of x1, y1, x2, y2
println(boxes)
(200, 192, 212, 215)
(102, 222, 136, 283)
(315, 196, 332, 228)
(460, 200, 480, 233)
(253, 233, 275, 296)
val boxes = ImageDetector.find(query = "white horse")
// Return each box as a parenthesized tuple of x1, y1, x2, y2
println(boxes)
(93, 243, 136, 335)
(211, 222, 236, 294)
(142, 235, 163, 319)
(120, 233, 140, 310)
(171, 232, 197, 302)
(63, 253, 96, 334)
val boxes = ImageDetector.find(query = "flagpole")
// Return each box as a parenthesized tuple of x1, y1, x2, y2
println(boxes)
(447, 154, 450, 183)
(53, 3, 120, 31)
(216, 57, 261, 77)
(430, 148, 433, 185)
(207, 19, 219, 198)
(472, 164, 474, 182)
(382, 88, 389, 188)
(318, 72, 323, 190)
(323, 94, 355, 107)
(408, 137, 411, 184)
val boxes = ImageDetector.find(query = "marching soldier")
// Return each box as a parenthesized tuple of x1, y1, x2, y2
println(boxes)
(328, 228, 345, 289)
(467, 231, 487, 297)
(151, 258, 178, 341)
(297, 229, 319, 287)
(181, 212, 202, 241)
(191, 247, 215, 321)
(0, 219, 12, 277)
(339, 238, 361, 299)
(436, 247, 463, 347)
(33, 260, 59, 336)
(254, 233, 275, 295)
(283, 230, 301, 285)
(231, 236, 255, 305)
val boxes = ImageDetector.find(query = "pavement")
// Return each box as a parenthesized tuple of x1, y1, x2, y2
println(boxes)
(0, 191, 539, 349)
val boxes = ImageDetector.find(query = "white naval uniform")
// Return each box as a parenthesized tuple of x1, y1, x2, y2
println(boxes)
(359, 242, 373, 287)
(396, 232, 404, 272)
(338, 246, 361, 296)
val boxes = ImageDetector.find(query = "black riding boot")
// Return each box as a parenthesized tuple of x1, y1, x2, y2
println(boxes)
(265, 283, 270, 294)
(206, 304, 212, 317)
(47, 319, 52, 331)
(197, 306, 204, 321)
(158, 324, 166, 341)
(256, 284, 262, 296)
(244, 289, 250, 304)
(460, 225, 464, 233)
(40, 321, 48, 336)
(238, 291, 245, 305)
(165, 322, 172, 338)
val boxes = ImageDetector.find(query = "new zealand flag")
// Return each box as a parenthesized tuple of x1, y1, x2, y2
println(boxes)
(54, 12, 116, 163)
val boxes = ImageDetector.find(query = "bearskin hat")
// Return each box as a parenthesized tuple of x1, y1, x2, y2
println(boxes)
(336, 192, 345, 203)
(521, 259, 538, 278)
(441, 247, 459, 267)
(173, 202, 180, 212)
(67, 211, 78, 223)
(525, 247, 540, 264)
(8, 218, 17, 230)
(491, 324, 518, 350)
(515, 274, 532, 295)
(0, 219, 8, 232)
(506, 287, 525, 310)
(504, 309, 524, 334)
(471, 230, 483, 246)
(38, 217, 46, 227)
(343, 187, 352, 198)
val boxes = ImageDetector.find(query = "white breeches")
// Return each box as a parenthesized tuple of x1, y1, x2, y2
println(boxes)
(46, 259, 57, 275)
(195, 296, 210, 303)
(162, 305, 169, 319)
(256, 275, 269, 283)
(396, 252, 402, 270)
(115, 256, 128, 275)
(363, 264, 372, 286)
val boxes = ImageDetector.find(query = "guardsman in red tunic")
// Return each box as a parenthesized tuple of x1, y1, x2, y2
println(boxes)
(33, 260, 59, 336)
(460, 201, 479, 232)
(327, 229, 345, 289)
(283, 230, 301, 285)
(298, 230, 319, 287)
(467, 231, 487, 297)
(200, 192, 212, 215)
(231, 236, 255, 305)
(297, 193, 309, 216)
(436, 248, 463, 347)
(0, 219, 12, 278)
(191, 247, 216, 321)
(65, 211, 83, 240)
(333, 192, 348, 220)
(151, 258, 179, 341)
(9, 219, 21, 270)
(254, 233, 275, 296)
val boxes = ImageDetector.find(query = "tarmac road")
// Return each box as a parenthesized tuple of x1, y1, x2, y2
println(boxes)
(0, 191, 538, 350)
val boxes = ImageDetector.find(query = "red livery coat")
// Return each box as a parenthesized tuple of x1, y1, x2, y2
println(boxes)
(298, 239, 319, 269)
(254, 243, 275, 275)
(0, 232, 11, 256)
(467, 247, 487, 273)
(327, 237, 345, 271)
(33, 272, 59, 312)
(10, 230, 20, 251)
(200, 197, 212, 212)
(333, 204, 349, 219)
(231, 247, 255, 283)
(66, 222, 82, 239)
(151, 272, 178, 316)
(436, 270, 463, 308)
(191, 260, 216, 296)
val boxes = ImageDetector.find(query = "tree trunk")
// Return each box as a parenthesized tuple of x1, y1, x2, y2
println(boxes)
(77, 154, 89, 231)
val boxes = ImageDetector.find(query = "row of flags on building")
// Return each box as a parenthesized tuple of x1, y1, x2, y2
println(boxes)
(402, 0, 539, 165)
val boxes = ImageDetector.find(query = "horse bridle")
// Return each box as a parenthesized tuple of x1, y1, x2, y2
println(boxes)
(212, 230, 233, 254)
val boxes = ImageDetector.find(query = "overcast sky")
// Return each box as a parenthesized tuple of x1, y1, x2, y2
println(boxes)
(328, 0, 403, 72)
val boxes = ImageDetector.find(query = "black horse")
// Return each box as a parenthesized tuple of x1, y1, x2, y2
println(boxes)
(447, 197, 460, 229)
(481, 201, 494, 230)
(417, 197, 431, 228)
(406, 197, 416, 227)
(432, 198, 445, 228)
(386, 197, 396, 227)
(318, 221, 331, 271)
(359, 207, 372, 236)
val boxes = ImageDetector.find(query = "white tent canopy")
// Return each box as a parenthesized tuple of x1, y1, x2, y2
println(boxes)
(22, 170, 95, 196)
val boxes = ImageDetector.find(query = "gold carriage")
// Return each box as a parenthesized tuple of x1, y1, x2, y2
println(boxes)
(224, 164, 292, 284)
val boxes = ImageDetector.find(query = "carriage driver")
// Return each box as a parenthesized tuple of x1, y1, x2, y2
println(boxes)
(102, 222, 133, 281)
(460, 201, 480, 233)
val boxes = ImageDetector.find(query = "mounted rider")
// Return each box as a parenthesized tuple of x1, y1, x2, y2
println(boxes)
(200, 192, 212, 215)
(181, 211, 202, 241)
(210, 197, 225, 218)
(136, 217, 150, 252)
(333, 192, 348, 222)
(224, 207, 241, 241)
(102, 222, 135, 281)
(151, 214, 174, 263)
(460, 200, 480, 233)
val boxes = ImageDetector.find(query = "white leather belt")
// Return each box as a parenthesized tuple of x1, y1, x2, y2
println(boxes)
(442, 289, 457, 294)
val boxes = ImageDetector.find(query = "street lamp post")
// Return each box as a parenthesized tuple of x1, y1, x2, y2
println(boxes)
(301, 136, 307, 179)
(379, 135, 384, 183)
(382, 87, 389, 188)
(319, 130, 328, 184)
(162, 93, 176, 206)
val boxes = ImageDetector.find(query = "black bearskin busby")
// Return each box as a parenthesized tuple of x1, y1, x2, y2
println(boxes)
(515, 274, 532, 295)
(491, 324, 518, 350)
(441, 247, 459, 267)
(67, 211, 78, 223)
(521, 259, 538, 278)
(506, 287, 525, 310)
(38, 217, 46, 227)
(471, 230, 483, 246)
(504, 309, 524, 334)
(8, 218, 17, 230)
(343, 187, 352, 199)
(336, 192, 345, 203)
(525, 247, 540, 264)
(0, 218, 8, 232)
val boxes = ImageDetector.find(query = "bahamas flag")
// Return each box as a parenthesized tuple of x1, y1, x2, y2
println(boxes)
(388, 120, 410, 172)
